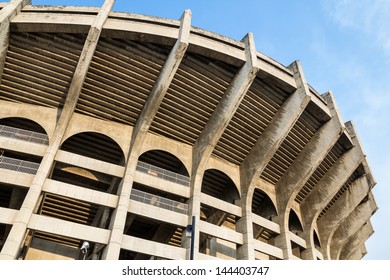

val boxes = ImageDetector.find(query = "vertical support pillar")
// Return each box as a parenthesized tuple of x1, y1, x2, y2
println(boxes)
(101, 10, 191, 260)
(238, 61, 312, 260)
(0, 0, 114, 260)
(188, 33, 258, 259)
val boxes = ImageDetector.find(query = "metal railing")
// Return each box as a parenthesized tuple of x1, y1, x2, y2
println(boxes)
(0, 124, 49, 145)
(0, 155, 39, 174)
(130, 188, 188, 215)
(136, 161, 190, 187)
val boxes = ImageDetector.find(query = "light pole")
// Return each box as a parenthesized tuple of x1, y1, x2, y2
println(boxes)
(184, 216, 196, 260)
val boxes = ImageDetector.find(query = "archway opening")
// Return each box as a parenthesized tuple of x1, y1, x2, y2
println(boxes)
(288, 209, 303, 234)
(60, 132, 125, 165)
(138, 150, 189, 177)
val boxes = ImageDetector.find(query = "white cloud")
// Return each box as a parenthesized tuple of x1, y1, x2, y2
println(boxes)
(322, 0, 390, 57)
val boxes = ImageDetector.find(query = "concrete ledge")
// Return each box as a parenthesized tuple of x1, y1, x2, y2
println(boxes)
(314, 248, 324, 260)
(121, 234, 186, 260)
(200, 193, 242, 217)
(55, 150, 125, 178)
(253, 239, 283, 259)
(0, 169, 34, 187)
(134, 170, 190, 198)
(28, 214, 110, 244)
(289, 231, 307, 249)
(43, 179, 118, 208)
(199, 220, 243, 245)
(251, 213, 280, 234)
(0, 136, 46, 157)
(0, 207, 18, 224)
(128, 200, 188, 227)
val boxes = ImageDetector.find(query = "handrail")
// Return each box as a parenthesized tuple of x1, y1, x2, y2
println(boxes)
(136, 161, 190, 187)
(0, 155, 39, 174)
(130, 188, 188, 215)
(0, 124, 49, 145)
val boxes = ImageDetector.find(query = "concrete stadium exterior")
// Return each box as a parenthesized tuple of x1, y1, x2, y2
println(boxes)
(0, 0, 377, 260)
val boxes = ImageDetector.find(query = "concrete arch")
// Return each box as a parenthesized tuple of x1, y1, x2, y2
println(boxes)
(138, 149, 190, 177)
(0, 103, 57, 140)
(201, 168, 241, 203)
(63, 114, 132, 161)
(139, 135, 192, 177)
(252, 188, 278, 219)
(289, 209, 304, 234)
(206, 157, 240, 194)
(60, 131, 126, 166)
(0, 117, 48, 136)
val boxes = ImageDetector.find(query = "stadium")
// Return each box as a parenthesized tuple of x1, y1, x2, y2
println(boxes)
(0, 0, 377, 260)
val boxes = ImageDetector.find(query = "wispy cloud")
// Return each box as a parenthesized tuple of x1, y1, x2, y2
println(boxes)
(322, 0, 390, 57)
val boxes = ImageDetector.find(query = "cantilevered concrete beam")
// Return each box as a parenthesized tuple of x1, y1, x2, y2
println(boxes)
(276, 92, 345, 208)
(187, 33, 258, 259)
(101, 10, 191, 260)
(316, 170, 373, 259)
(129, 9, 191, 154)
(271, 92, 344, 259)
(298, 123, 367, 259)
(237, 61, 311, 259)
(0, 0, 114, 260)
(346, 244, 368, 260)
(0, 0, 30, 79)
(240, 61, 311, 192)
(301, 174, 370, 259)
(192, 32, 259, 173)
(330, 192, 377, 260)
(340, 220, 373, 260)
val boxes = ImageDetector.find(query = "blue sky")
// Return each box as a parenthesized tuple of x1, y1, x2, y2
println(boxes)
(30, 0, 389, 260)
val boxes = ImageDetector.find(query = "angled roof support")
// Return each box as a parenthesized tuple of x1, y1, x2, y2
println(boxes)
(340, 221, 373, 260)
(0, 0, 114, 260)
(192, 32, 259, 173)
(101, 10, 191, 260)
(330, 192, 377, 260)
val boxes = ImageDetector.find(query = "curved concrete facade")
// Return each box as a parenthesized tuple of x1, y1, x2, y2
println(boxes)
(0, 0, 377, 260)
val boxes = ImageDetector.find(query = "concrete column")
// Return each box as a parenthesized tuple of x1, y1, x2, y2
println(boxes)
(0, 0, 30, 80)
(240, 60, 310, 189)
(101, 10, 191, 260)
(273, 70, 343, 260)
(346, 244, 367, 260)
(317, 174, 372, 259)
(188, 33, 258, 260)
(238, 61, 311, 260)
(340, 220, 373, 260)
(330, 192, 377, 260)
(235, 190, 254, 259)
(192, 33, 259, 173)
(298, 127, 366, 260)
(0, 0, 114, 260)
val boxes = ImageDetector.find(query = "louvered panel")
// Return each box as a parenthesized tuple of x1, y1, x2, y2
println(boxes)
(295, 141, 347, 203)
(317, 166, 363, 220)
(40, 193, 99, 226)
(150, 54, 235, 144)
(213, 78, 287, 164)
(157, 106, 203, 134)
(34, 231, 80, 248)
(166, 85, 216, 116)
(261, 110, 323, 185)
(0, 33, 84, 108)
(77, 39, 166, 126)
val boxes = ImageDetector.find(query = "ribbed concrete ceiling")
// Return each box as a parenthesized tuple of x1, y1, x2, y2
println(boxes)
(0, 32, 85, 108)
